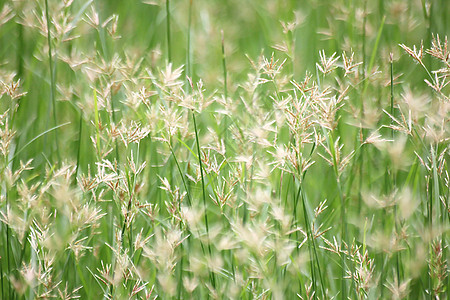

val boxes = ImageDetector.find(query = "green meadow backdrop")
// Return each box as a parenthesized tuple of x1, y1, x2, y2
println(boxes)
(0, 0, 449, 299)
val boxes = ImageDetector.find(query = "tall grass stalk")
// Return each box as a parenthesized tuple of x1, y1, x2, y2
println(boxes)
(169, 141, 192, 207)
(220, 29, 230, 158)
(110, 87, 120, 164)
(221, 30, 228, 101)
(166, 0, 172, 62)
(0, 248, 3, 299)
(16, 22, 24, 80)
(362, 0, 367, 79)
(75, 114, 83, 177)
(93, 90, 101, 158)
(363, 16, 385, 95)
(44, 0, 60, 162)
(389, 54, 394, 137)
(167, 137, 201, 298)
(389, 53, 403, 284)
(186, 0, 193, 86)
(299, 183, 325, 299)
(192, 111, 216, 289)
(430, 145, 440, 227)
(4, 216, 12, 299)
(325, 130, 349, 300)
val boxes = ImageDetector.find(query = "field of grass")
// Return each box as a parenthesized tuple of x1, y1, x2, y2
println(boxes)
(0, 0, 449, 299)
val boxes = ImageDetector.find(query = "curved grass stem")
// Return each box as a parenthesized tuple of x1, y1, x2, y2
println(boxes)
(192, 111, 216, 289)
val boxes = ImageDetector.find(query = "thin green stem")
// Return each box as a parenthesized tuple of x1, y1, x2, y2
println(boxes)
(299, 183, 325, 299)
(75, 114, 83, 178)
(110, 86, 120, 164)
(93, 90, 101, 158)
(6, 223, 12, 299)
(72, 251, 89, 297)
(169, 143, 192, 207)
(44, 0, 60, 163)
(326, 131, 349, 300)
(362, 0, 367, 80)
(363, 15, 385, 95)
(221, 30, 228, 100)
(186, 0, 193, 87)
(192, 111, 216, 289)
(16, 21, 24, 80)
(389, 53, 402, 284)
(6, 122, 70, 166)
(220, 29, 230, 156)
(389, 54, 395, 139)
(166, 0, 172, 62)
(0, 241, 4, 300)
